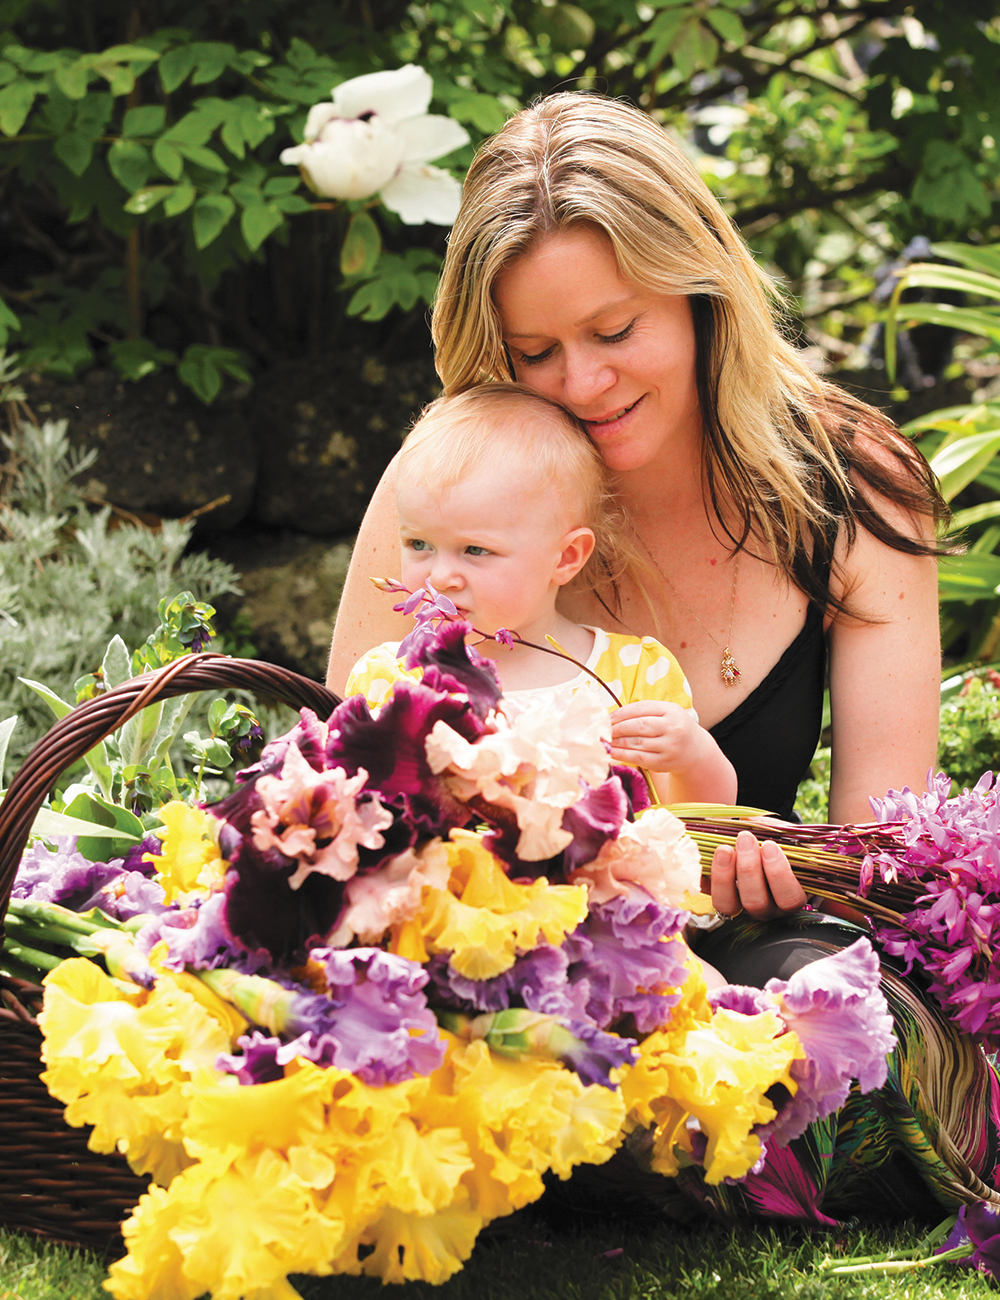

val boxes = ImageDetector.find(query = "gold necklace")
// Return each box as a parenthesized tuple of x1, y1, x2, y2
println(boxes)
(642, 545, 742, 687)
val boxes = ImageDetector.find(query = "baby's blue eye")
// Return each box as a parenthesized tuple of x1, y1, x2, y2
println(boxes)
(408, 539, 430, 552)
(466, 545, 490, 556)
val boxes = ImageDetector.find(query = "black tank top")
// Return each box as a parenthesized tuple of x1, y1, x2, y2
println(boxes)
(708, 598, 826, 820)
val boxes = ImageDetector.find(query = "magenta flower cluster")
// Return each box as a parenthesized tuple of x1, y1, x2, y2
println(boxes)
(864, 771, 1000, 1048)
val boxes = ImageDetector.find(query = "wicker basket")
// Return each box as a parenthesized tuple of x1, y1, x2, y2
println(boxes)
(0, 654, 339, 1253)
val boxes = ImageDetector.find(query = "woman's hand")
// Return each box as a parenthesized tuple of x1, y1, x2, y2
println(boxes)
(710, 829, 807, 920)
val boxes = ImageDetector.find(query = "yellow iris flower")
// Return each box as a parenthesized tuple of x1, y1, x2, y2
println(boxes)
(393, 830, 588, 978)
(622, 958, 805, 1183)
(148, 801, 228, 902)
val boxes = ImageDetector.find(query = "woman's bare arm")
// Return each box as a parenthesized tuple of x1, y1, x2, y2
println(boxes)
(826, 516, 940, 823)
(326, 456, 412, 694)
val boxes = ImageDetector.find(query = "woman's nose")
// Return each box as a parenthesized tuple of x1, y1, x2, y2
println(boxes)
(561, 349, 616, 409)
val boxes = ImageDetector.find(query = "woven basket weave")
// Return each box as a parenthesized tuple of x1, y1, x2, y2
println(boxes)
(0, 654, 338, 1252)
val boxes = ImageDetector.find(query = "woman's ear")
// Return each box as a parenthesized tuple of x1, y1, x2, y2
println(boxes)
(553, 527, 596, 586)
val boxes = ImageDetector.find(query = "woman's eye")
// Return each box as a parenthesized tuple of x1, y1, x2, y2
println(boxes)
(465, 545, 490, 557)
(597, 320, 636, 345)
(516, 345, 555, 367)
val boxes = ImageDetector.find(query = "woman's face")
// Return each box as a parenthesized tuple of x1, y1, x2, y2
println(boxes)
(493, 225, 702, 475)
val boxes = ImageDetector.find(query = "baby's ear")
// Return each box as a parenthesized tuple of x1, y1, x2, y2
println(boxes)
(554, 527, 596, 586)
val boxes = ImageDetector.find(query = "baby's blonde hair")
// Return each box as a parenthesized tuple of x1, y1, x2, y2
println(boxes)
(397, 382, 636, 595)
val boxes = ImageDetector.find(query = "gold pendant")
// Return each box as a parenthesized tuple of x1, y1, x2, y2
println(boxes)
(721, 647, 741, 687)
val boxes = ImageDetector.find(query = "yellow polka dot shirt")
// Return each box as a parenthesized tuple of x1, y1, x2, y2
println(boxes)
(345, 626, 696, 718)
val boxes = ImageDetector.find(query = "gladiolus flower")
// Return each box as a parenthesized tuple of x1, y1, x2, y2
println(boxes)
(279, 65, 470, 224)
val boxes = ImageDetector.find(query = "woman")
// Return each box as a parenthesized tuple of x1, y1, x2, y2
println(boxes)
(326, 93, 1000, 1224)
(328, 92, 941, 914)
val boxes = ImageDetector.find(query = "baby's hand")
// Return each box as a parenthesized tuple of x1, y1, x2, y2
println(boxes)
(609, 701, 701, 772)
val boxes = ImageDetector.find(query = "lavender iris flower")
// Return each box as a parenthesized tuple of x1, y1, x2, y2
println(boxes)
(13, 836, 167, 920)
(561, 890, 690, 1032)
(217, 948, 445, 1086)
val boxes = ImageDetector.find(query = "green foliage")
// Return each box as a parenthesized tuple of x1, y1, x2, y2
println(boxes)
(938, 673, 1000, 793)
(0, 1, 997, 401)
(0, 405, 240, 771)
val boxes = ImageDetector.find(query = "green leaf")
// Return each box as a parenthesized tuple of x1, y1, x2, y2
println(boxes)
(204, 737, 232, 767)
(229, 180, 262, 208)
(891, 264, 1000, 305)
(931, 242, 1000, 280)
(53, 130, 93, 176)
(672, 18, 717, 80)
(178, 344, 249, 404)
(929, 430, 1000, 502)
(163, 181, 196, 216)
(0, 293, 21, 344)
(124, 184, 173, 214)
(262, 176, 302, 197)
(191, 42, 235, 85)
(101, 634, 132, 689)
(950, 502, 1000, 532)
(176, 142, 227, 173)
(54, 59, 90, 100)
(0, 715, 17, 788)
(110, 337, 176, 381)
(159, 44, 198, 93)
(273, 194, 312, 214)
(892, 303, 1000, 344)
(0, 80, 37, 136)
(646, 9, 690, 65)
(108, 139, 151, 193)
(704, 7, 745, 44)
(18, 677, 71, 719)
(347, 279, 399, 321)
(122, 104, 166, 138)
(31, 807, 140, 842)
(208, 696, 229, 731)
(340, 210, 382, 277)
(62, 790, 144, 861)
(939, 552, 1000, 601)
(164, 110, 216, 146)
(153, 138, 184, 180)
(193, 193, 236, 248)
(240, 201, 283, 251)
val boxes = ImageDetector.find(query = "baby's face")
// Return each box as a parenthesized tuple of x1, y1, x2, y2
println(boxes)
(396, 463, 575, 636)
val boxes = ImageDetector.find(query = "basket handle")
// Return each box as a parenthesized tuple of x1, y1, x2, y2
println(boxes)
(0, 653, 340, 920)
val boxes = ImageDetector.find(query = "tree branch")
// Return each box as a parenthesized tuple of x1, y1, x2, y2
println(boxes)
(731, 164, 910, 230)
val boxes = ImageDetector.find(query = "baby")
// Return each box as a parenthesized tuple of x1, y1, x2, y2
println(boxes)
(347, 383, 737, 807)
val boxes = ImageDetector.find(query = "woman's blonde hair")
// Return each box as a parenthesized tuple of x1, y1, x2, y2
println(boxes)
(397, 382, 637, 596)
(432, 92, 943, 612)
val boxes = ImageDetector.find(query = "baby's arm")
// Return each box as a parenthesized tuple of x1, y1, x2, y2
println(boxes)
(609, 701, 738, 805)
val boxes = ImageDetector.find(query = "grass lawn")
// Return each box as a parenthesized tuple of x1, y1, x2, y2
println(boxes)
(2, 1214, 994, 1300)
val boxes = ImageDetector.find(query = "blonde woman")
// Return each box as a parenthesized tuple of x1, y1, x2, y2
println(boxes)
(329, 92, 943, 922)
(324, 95, 1000, 1224)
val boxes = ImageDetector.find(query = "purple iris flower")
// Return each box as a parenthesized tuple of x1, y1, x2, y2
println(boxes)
(427, 945, 574, 1016)
(758, 938, 895, 1146)
(12, 836, 167, 920)
(218, 948, 445, 1087)
(556, 1018, 638, 1088)
(709, 985, 773, 1017)
(135, 892, 261, 971)
(560, 777, 629, 874)
(397, 618, 502, 720)
(220, 835, 347, 966)
(561, 890, 690, 1032)
(323, 680, 485, 833)
(938, 1202, 1000, 1277)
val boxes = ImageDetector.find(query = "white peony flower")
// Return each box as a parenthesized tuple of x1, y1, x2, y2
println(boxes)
(279, 64, 470, 225)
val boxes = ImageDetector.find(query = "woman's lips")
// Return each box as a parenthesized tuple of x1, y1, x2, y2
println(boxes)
(581, 395, 643, 437)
